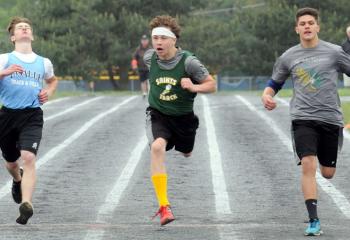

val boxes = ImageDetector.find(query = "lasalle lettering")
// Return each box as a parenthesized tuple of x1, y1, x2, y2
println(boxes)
(11, 70, 42, 81)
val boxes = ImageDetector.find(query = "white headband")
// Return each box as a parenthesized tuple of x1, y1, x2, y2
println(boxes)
(151, 27, 176, 39)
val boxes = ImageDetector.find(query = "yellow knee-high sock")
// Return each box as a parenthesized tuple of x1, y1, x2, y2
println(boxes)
(151, 174, 170, 207)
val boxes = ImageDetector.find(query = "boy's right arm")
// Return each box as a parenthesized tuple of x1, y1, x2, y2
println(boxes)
(0, 54, 24, 80)
(0, 64, 24, 80)
(262, 54, 289, 111)
(261, 86, 277, 111)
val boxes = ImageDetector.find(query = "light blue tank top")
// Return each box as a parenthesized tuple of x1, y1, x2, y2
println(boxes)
(0, 53, 45, 109)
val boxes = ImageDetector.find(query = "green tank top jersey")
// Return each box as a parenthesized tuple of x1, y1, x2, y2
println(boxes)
(148, 51, 197, 116)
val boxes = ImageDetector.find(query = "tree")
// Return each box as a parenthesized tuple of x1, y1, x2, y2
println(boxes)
(92, 0, 209, 87)
(2, 0, 349, 85)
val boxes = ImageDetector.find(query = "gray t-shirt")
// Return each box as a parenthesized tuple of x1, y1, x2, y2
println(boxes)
(143, 48, 209, 83)
(272, 40, 350, 126)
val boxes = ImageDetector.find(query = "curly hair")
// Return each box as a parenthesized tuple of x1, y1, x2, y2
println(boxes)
(7, 16, 32, 36)
(149, 15, 181, 38)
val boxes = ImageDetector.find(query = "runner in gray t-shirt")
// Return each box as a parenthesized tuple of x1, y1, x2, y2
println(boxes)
(271, 40, 350, 127)
(262, 7, 350, 236)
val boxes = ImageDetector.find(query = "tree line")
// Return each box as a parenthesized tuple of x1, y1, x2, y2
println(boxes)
(0, 0, 349, 88)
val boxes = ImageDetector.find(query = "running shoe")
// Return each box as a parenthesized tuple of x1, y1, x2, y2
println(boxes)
(16, 202, 34, 225)
(152, 205, 175, 226)
(305, 218, 323, 236)
(12, 167, 23, 204)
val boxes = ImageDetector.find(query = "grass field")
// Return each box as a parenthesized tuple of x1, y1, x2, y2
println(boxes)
(343, 102, 350, 125)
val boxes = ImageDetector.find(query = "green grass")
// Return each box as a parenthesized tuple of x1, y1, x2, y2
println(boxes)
(343, 102, 350, 125)
(339, 88, 350, 96)
(276, 89, 293, 97)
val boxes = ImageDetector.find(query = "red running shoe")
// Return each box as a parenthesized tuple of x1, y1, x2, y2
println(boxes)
(152, 205, 175, 226)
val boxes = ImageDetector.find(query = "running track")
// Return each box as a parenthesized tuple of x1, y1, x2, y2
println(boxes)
(0, 93, 349, 240)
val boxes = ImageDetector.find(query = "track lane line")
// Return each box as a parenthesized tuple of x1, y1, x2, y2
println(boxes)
(44, 96, 103, 121)
(84, 135, 147, 240)
(237, 95, 350, 219)
(0, 96, 137, 200)
(202, 95, 232, 216)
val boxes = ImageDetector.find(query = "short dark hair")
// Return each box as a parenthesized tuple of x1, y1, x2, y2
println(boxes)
(295, 7, 319, 25)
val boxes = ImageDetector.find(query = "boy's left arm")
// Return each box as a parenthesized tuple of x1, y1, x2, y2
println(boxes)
(181, 75, 216, 93)
(39, 76, 58, 104)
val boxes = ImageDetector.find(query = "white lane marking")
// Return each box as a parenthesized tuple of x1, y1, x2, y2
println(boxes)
(44, 97, 103, 121)
(276, 96, 350, 141)
(42, 97, 71, 106)
(0, 96, 137, 200)
(344, 130, 350, 141)
(202, 95, 232, 215)
(237, 95, 350, 218)
(275, 96, 289, 106)
(84, 135, 147, 240)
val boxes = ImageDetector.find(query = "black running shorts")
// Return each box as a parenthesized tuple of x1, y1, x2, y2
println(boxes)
(0, 107, 44, 162)
(146, 106, 199, 154)
(291, 119, 343, 167)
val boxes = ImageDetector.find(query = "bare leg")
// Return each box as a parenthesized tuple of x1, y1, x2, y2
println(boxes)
(319, 165, 336, 179)
(6, 160, 22, 182)
(20, 150, 36, 204)
(301, 155, 317, 200)
(151, 138, 167, 175)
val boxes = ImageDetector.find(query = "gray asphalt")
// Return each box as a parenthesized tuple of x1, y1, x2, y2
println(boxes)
(0, 93, 349, 240)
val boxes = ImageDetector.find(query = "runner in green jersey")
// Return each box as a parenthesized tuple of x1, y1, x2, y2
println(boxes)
(144, 15, 216, 226)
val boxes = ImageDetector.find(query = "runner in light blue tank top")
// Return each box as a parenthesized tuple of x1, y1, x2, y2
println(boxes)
(0, 53, 45, 109)
(0, 17, 57, 225)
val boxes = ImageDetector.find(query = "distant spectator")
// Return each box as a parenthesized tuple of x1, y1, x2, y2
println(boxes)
(131, 34, 152, 98)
